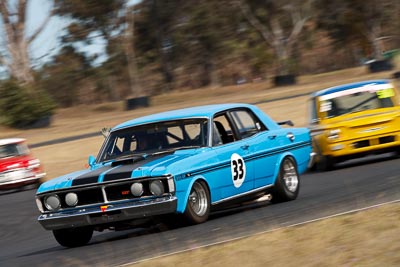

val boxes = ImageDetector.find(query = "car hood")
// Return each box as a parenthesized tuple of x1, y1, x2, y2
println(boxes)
(0, 155, 33, 172)
(316, 108, 400, 129)
(334, 109, 399, 125)
(311, 108, 400, 140)
(37, 150, 200, 194)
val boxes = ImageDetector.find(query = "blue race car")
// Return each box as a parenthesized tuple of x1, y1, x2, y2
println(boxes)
(35, 103, 312, 247)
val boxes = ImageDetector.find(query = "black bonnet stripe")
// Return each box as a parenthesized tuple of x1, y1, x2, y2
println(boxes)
(71, 154, 171, 186)
(103, 154, 168, 182)
(71, 165, 112, 186)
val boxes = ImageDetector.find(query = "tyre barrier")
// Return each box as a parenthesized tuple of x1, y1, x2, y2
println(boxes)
(274, 74, 297, 86)
(125, 96, 150, 110)
(367, 60, 393, 73)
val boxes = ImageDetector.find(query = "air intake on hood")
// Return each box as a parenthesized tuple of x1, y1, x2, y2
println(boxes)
(111, 155, 146, 167)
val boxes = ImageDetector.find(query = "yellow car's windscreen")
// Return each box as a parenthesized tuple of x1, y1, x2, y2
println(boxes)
(318, 85, 395, 119)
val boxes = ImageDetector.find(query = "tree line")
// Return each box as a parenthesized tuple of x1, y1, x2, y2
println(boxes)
(0, 0, 399, 125)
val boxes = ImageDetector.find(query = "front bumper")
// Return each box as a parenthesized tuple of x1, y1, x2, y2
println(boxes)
(38, 196, 178, 230)
(0, 170, 45, 190)
(307, 152, 317, 169)
(325, 134, 400, 158)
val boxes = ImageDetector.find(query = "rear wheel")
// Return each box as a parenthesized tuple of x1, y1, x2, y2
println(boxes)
(184, 180, 210, 224)
(271, 157, 300, 203)
(316, 155, 335, 171)
(393, 148, 400, 158)
(53, 227, 93, 248)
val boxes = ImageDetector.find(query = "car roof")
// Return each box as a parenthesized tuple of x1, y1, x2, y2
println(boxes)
(311, 79, 391, 98)
(0, 138, 26, 146)
(114, 103, 253, 130)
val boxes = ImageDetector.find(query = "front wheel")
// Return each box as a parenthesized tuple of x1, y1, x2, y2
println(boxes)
(184, 180, 210, 224)
(53, 227, 93, 248)
(271, 157, 300, 203)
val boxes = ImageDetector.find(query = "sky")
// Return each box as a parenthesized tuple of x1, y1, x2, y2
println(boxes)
(1, 0, 140, 70)
(28, 0, 107, 67)
(27, 0, 67, 67)
(0, 0, 141, 78)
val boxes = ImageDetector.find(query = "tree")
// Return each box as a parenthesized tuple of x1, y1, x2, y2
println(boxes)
(54, 0, 125, 41)
(54, 0, 145, 97)
(317, 0, 397, 60)
(134, 0, 182, 92)
(235, 0, 313, 76)
(161, 0, 229, 88)
(38, 46, 91, 107)
(123, 4, 143, 97)
(135, 0, 254, 90)
(0, 0, 54, 84)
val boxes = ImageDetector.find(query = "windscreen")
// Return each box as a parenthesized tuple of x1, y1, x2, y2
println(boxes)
(98, 118, 208, 162)
(318, 85, 395, 119)
(0, 143, 29, 159)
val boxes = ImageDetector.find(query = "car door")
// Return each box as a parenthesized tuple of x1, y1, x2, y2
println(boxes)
(211, 112, 254, 200)
(228, 109, 279, 189)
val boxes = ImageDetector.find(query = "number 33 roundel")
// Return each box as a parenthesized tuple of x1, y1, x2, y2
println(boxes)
(231, 153, 246, 188)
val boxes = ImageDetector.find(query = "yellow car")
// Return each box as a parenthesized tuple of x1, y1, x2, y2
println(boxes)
(308, 79, 400, 170)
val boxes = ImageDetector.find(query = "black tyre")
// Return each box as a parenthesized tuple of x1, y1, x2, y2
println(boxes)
(53, 227, 93, 248)
(271, 157, 300, 203)
(392, 147, 400, 158)
(184, 180, 210, 224)
(316, 155, 335, 171)
(22, 181, 40, 191)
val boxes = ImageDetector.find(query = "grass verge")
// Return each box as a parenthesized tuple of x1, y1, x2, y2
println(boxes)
(131, 202, 400, 267)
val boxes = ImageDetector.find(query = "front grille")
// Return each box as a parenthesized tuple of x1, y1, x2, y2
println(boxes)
(39, 177, 173, 212)
(352, 140, 369, 149)
(352, 135, 396, 150)
(105, 183, 133, 201)
(105, 180, 156, 201)
(379, 136, 395, 144)
(77, 188, 104, 206)
(58, 188, 103, 208)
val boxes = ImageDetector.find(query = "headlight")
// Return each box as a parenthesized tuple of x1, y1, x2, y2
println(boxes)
(44, 194, 61, 211)
(168, 178, 175, 193)
(36, 197, 44, 213)
(149, 180, 164, 197)
(130, 182, 144, 197)
(28, 159, 40, 169)
(65, 192, 78, 207)
(327, 129, 341, 140)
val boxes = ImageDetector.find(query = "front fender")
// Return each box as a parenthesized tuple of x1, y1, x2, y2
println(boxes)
(175, 175, 209, 213)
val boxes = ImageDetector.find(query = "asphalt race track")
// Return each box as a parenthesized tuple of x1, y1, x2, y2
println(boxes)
(1, 154, 400, 267)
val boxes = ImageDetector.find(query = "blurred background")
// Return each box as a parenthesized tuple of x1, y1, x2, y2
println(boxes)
(0, 0, 399, 128)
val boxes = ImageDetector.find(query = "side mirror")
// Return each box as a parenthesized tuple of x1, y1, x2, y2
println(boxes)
(310, 118, 320, 125)
(278, 120, 294, 127)
(88, 155, 96, 168)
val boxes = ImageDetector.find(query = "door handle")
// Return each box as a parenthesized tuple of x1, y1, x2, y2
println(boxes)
(241, 144, 249, 150)
(268, 135, 277, 140)
(287, 133, 295, 142)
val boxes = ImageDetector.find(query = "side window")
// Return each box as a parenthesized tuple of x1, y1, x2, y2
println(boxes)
(213, 115, 235, 146)
(308, 98, 318, 124)
(230, 109, 264, 139)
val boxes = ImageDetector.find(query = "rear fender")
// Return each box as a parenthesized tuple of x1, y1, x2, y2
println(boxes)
(271, 153, 296, 184)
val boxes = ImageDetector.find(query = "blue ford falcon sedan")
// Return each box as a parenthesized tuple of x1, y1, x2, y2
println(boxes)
(35, 103, 312, 247)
